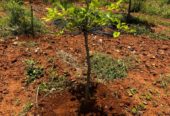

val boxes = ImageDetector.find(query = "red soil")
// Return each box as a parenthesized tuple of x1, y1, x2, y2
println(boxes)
(0, 34, 170, 115)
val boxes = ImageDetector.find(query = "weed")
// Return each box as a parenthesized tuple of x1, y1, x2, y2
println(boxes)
(13, 98, 21, 106)
(91, 53, 128, 81)
(127, 88, 138, 97)
(154, 74, 170, 88)
(24, 59, 44, 85)
(57, 50, 80, 68)
(39, 67, 68, 93)
(39, 75, 68, 93)
(131, 103, 146, 115)
(18, 102, 33, 116)
(141, 93, 152, 101)
(123, 55, 140, 70)
(129, 24, 170, 40)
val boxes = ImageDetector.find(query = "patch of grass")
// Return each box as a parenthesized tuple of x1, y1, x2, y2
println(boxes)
(57, 50, 80, 68)
(39, 75, 68, 93)
(91, 53, 128, 81)
(131, 103, 146, 115)
(39, 67, 68, 93)
(18, 102, 33, 116)
(123, 55, 140, 70)
(133, 13, 170, 27)
(24, 59, 44, 85)
(153, 74, 170, 88)
(141, 93, 152, 101)
(129, 24, 170, 40)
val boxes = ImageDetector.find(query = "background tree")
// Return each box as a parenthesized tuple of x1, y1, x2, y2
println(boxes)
(44, 0, 128, 99)
(127, 0, 131, 21)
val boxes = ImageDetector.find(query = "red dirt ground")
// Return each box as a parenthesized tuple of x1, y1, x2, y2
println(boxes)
(0, 34, 170, 115)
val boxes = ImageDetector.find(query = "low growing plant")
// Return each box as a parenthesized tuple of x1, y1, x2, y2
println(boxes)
(91, 53, 128, 81)
(24, 59, 44, 85)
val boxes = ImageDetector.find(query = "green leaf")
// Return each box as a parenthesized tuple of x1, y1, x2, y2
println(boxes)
(113, 31, 120, 38)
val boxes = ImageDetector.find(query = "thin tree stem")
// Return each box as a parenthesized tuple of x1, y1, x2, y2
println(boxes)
(84, 0, 91, 100)
(29, 0, 34, 37)
(127, 0, 131, 21)
(84, 31, 91, 100)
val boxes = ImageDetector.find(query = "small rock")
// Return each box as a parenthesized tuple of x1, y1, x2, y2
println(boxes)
(115, 49, 120, 53)
(98, 39, 103, 44)
(35, 47, 40, 53)
(104, 105, 108, 109)
(13, 41, 18, 45)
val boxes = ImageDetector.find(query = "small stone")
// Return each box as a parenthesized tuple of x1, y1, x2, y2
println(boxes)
(13, 41, 18, 45)
(98, 39, 103, 44)
(104, 105, 108, 109)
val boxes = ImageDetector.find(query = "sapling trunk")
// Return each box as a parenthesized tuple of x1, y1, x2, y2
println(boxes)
(29, 0, 34, 37)
(84, 31, 91, 100)
(127, 0, 132, 22)
(84, 0, 91, 100)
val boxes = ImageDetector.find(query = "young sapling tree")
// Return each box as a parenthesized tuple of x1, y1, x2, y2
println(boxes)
(44, 0, 128, 99)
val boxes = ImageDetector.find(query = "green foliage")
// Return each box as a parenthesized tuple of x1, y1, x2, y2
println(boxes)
(129, 24, 170, 40)
(91, 53, 128, 81)
(0, 16, 12, 37)
(154, 74, 170, 88)
(0, 0, 44, 37)
(18, 102, 33, 116)
(24, 59, 44, 85)
(129, 0, 170, 18)
(44, 0, 128, 37)
(131, 103, 146, 114)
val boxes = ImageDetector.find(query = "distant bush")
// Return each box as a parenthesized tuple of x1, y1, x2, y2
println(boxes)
(0, 0, 44, 37)
(91, 53, 128, 81)
(130, 0, 170, 18)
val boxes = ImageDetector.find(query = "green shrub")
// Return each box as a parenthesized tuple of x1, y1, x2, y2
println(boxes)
(91, 53, 128, 81)
(0, 0, 44, 36)
(0, 16, 12, 37)
(131, 0, 145, 12)
(130, 0, 170, 18)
